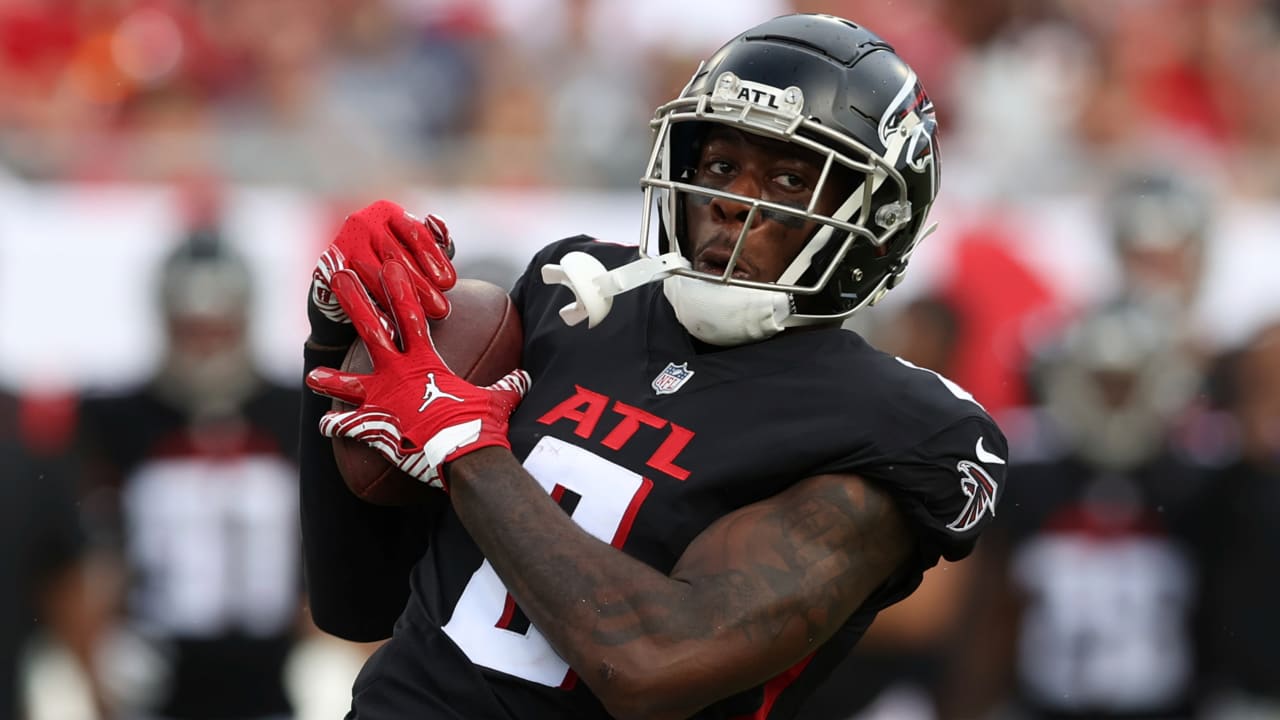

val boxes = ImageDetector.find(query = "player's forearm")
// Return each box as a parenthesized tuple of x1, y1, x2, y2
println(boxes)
(299, 343, 422, 640)
(447, 448, 724, 718)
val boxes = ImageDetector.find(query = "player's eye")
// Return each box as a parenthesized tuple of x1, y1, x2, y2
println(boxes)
(774, 172, 807, 191)
(706, 160, 735, 176)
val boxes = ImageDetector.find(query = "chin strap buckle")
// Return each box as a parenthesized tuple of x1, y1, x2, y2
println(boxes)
(540, 251, 687, 328)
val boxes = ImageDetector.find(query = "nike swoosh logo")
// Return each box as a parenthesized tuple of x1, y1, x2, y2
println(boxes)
(975, 437, 1006, 465)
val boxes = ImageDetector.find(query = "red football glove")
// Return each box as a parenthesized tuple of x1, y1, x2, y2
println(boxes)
(307, 261, 531, 489)
(309, 200, 458, 346)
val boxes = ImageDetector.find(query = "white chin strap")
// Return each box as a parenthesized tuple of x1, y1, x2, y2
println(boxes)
(541, 251, 793, 346)
(662, 274, 790, 345)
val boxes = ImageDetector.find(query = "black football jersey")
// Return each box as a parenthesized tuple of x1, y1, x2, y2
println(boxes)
(995, 452, 1204, 718)
(347, 237, 1007, 719)
(78, 381, 301, 719)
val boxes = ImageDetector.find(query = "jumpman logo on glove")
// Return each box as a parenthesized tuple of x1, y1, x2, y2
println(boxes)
(420, 372, 463, 412)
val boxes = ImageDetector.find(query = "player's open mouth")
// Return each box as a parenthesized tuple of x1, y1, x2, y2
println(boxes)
(695, 254, 752, 281)
(696, 261, 752, 280)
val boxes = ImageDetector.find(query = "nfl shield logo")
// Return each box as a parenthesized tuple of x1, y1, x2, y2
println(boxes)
(652, 362, 695, 395)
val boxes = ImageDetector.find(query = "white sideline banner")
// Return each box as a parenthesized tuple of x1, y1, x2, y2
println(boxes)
(1, 183, 1278, 391)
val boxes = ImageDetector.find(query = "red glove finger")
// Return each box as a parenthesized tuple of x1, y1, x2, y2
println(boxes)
(305, 366, 369, 406)
(423, 214, 458, 278)
(373, 231, 450, 320)
(389, 211, 457, 290)
(388, 211, 457, 320)
(346, 250, 392, 308)
(380, 260, 435, 357)
(415, 281, 451, 322)
(332, 270, 400, 356)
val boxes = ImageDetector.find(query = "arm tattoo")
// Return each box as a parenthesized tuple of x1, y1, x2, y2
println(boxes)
(592, 475, 909, 649)
(450, 450, 910, 699)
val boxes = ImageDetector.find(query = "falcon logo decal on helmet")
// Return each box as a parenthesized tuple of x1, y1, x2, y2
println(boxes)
(947, 459, 999, 533)
(878, 71, 939, 178)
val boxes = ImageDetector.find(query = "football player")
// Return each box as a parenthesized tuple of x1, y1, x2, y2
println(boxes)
(78, 227, 305, 720)
(964, 299, 1207, 719)
(300, 14, 1007, 719)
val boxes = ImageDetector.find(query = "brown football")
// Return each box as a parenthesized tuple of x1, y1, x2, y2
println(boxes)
(331, 279, 523, 505)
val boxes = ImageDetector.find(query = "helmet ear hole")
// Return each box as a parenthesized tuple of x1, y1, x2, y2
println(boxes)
(660, 122, 712, 258)
(671, 123, 708, 179)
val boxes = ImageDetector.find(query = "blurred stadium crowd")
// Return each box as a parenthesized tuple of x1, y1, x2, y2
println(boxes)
(3, 1, 1280, 720)
(1, 0, 1278, 195)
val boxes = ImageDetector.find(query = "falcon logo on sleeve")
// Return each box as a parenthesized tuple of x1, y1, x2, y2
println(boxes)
(947, 437, 1004, 532)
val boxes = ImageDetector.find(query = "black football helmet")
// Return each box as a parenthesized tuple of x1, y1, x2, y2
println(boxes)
(158, 226, 253, 320)
(153, 226, 259, 417)
(1033, 299, 1200, 470)
(1107, 168, 1210, 255)
(639, 13, 942, 322)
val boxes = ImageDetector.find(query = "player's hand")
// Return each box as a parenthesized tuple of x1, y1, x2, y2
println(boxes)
(308, 200, 458, 347)
(307, 261, 530, 489)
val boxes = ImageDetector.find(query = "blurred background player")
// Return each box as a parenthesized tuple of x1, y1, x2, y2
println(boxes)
(75, 216, 305, 720)
(0, 387, 112, 719)
(1188, 321, 1280, 719)
(958, 299, 1208, 719)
